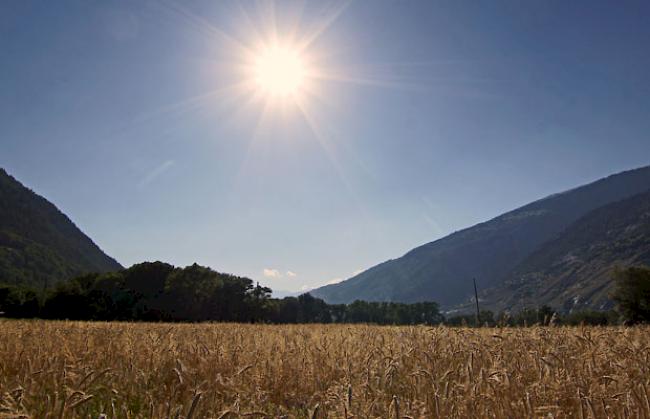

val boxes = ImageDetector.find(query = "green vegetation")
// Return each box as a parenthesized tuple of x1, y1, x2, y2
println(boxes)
(2, 166, 648, 327)
(0, 261, 444, 325)
(496, 188, 650, 312)
(5, 263, 648, 326)
(444, 266, 650, 327)
(446, 306, 621, 327)
(0, 168, 122, 289)
(612, 265, 650, 324)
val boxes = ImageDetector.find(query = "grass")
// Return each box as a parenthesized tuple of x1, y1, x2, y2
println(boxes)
(1, 320, 649, 418)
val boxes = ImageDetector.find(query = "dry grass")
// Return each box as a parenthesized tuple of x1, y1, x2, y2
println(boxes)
(1, 320, 649, 418)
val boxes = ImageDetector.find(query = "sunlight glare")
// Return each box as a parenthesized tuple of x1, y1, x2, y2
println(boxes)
(253, 45, 306, 97)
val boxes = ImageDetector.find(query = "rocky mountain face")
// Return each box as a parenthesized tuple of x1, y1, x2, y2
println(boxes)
(482, 189, 650, 313)
(312, 166, 650, 311)
(0, 168, 122, 288)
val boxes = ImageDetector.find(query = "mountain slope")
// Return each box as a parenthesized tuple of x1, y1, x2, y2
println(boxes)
(0, 168, 122, 288)
(482, 189, 650, 313)
(312, 166, 650, 308)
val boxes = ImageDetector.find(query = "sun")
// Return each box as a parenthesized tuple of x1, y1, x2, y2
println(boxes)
(253, 44, 306, 97)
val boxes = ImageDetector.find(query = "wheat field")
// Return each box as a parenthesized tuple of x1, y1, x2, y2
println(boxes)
(1, 320, 649, 418)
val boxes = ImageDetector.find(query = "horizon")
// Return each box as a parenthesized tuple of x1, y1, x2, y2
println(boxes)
(3, 162, 649, 295)
(2, 1, 650, 292)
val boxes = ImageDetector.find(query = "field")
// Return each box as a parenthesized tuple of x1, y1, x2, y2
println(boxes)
(1, 321, 649, 418)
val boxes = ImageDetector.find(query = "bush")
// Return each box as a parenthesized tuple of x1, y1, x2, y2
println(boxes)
(0, 284, 41, 318)
(561, 310, 619, 326)
(612, 266, 650, 324)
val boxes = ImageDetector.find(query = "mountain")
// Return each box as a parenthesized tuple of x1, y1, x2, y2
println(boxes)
(481, 189, 650, 313)
(0, 168, 122, 288)
(271, 289, 303, 299)
(311, 165, 650, 309)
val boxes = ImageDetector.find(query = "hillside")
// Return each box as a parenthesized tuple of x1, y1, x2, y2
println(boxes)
(481, 189, 650, 313)
(312, 165, 650, 308)
(0, 168, 122, 288)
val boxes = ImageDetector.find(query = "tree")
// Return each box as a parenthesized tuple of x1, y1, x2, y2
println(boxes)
(537, 305, 555, 325)
(42, 280, 90, 320)
(0, 285, 40, 318)
(612, 266, 650, 324)
(164, 264, 220, 321)
(1, 261, 446, 326)
(123, 262, 175, 320)
(296, 293, 332, 323)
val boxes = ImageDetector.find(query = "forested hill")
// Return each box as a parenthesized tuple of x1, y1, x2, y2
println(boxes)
(311, 165, 650, 308)
(0, 168, 122, 288)
(481, 188, 650, 313)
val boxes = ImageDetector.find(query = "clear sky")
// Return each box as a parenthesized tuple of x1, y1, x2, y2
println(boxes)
(2, 1, 650, 292)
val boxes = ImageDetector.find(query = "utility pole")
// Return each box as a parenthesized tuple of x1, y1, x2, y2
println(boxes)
(473, 278, 480, 327)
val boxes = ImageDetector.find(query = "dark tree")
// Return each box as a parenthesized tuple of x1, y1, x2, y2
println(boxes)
(612, 266, 650, 324)
(0, 285, 40, 318)
(1, 261, 445, 326)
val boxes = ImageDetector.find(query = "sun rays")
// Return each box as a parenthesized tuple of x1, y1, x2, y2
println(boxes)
(129, 0, 426, 212)
(148, 0, 420, 122)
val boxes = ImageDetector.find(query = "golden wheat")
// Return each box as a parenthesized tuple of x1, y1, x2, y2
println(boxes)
(1, 320, 649, 418)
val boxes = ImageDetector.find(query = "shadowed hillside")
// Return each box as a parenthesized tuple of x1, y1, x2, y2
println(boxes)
(0, 168, 122, 288)
(312, 166, 650, 308)
(482, 189, 650, 313)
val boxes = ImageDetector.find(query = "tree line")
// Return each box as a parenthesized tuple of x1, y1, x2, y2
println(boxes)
(0, 261, 443, 325)
(445, 307, 620, 327)
(445, 266, 650, 326)
(1, 262, 648, 325)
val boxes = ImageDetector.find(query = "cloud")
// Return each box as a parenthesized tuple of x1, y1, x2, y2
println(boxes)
(321, 269, 363, 287)
(300, 285, 313, 292)
(262, 268, 297, 279)
(325, 277, 343, 285)
(263, 268, 282, 278)
(138, 160, 175, 188)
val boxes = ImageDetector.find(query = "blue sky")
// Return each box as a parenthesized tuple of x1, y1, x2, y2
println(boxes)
(2, 1, 649, 292)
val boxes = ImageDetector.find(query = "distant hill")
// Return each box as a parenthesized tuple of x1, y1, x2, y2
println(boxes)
(312, 166, 650, 309)
(271, 289, 302, 299)
(0, 168, 122, 288)
(481, 189, 650, 313)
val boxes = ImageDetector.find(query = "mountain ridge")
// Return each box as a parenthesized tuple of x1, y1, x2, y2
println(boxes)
(311, 165, 650, 309)
(0, 168, 122, 288)
(481, 188, 650, 313)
